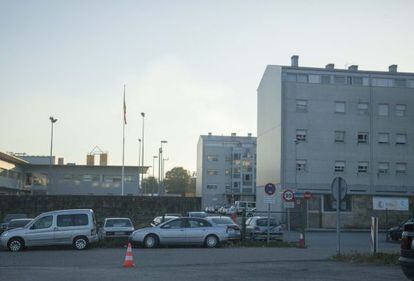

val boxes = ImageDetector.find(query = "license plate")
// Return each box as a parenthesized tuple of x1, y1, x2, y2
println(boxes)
(115, 232, 125, 235)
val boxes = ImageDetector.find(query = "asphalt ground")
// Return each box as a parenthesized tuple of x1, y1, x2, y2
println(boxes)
(0, 232, 406, 281)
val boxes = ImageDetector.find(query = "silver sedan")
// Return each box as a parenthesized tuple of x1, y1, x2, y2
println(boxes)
(129, 218, 228, 248)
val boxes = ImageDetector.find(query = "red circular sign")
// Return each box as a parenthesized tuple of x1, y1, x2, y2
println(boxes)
(304, 192, 312, 200)
(282, 189, 295, 202)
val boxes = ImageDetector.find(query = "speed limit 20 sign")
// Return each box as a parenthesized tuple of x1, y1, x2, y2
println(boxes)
(282, 189, 295, 202)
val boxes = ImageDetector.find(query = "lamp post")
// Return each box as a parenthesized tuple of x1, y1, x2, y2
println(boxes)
(152, 155, 158, 196)
(48, 116, 58, 191)
(140, 112, 145, 194)
(162, 157, 169, 183)
(138, 138, 141, 192)
(158, 140, 167, 194)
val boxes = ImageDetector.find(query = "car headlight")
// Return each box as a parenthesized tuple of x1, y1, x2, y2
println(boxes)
(1, 231, 9, 237)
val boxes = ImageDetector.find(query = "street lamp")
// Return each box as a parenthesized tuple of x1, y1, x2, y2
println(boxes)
(138, 138, 141, 192)
(152, 155, 158, 196)
(140, 112, 145, 194)
(158, 140, 167, 194)
(48, 116, 58, 190)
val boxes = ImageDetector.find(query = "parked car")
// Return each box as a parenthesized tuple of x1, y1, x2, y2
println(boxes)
(0, 209, 98, 252)
(130, 217, 228, 248)
(387, 217, 414, 241)
(99, 218, 134, 239)
(245, 216, 284, 241)
(150, 215, 180, 227)
(399, 222, 414, 280)
(186, 211, 208, 218)
(6, 219, 33, 231)
(206, 216, 241, 240)
(1, 214, 28, 234)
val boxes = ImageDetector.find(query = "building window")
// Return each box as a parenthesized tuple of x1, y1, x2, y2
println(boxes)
(296, 129, 307, 142)
(396, 163, 407, 175)
(207, 170, 218, 176)
(349, 76, 363, 86)
(358, 132, 369, 144)
(334, 131, 345, 143)
(233, 153, 241, 160)
(378, 133, 390, 144)
(323, 195, 352, 212)
(394, 79, 407, 87)
(334, 76, 346, 84)
(308, 75, 320, 83)
(378, 162, 389, 174)
(296, 160, 307, 172)
(297, 74, 308, 83)
(358, 162, 368, 173)
(396, 133, 407, 145)
(395, 104, 406, 117)
(233, 182, 240, 188)
(296, 99, 308, 112)
(363, 77, 370, 86)
(357, 102, 369, 115)
(207, 155, 218, 162)
(206, 184, 218, 190)
(335, 102, 346, 113)
(378, 104, 389, 116)
(286, 73, 308, 82)
(372, 78, 393, 87)
(321, 75, 331, 84)
(334, 161, 345, 173)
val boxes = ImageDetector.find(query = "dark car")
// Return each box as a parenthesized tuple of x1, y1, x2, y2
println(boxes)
(1, 214, 28, 234)
(399, 222, 414, 280)
(387, 217, 414, 241)
(6, 218, 33, 230)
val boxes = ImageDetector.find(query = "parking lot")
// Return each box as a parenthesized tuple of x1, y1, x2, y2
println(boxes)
(0, 232, 406, 281)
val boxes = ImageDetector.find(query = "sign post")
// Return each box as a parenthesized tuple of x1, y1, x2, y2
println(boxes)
(331, 177, 347, 255)
(264, 183, 276, 246)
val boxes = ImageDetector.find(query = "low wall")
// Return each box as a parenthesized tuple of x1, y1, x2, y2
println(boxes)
(0, 195, 201, 228)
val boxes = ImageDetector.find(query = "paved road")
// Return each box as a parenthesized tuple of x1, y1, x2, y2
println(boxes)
(0, 232, 406, 281)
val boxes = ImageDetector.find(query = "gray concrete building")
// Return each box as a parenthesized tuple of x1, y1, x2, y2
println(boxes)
(257, 56, 414, 227)
(196, 133, 256, 208)
(0, 151, 148, 196)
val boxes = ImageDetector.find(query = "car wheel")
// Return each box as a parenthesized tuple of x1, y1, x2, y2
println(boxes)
(144, 234, 158, 248)
(73, 236, 89, 250)
(205, 235, 219, 248)
(8, 238, 24, 252)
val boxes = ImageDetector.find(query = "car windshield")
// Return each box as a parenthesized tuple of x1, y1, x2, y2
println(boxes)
(105, 219, 132, 227)
(256, 219, 278, 227)
(211, 217, 234, 225)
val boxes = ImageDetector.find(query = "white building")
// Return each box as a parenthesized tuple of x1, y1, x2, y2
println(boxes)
(257, 56, 414, 228)
(196, 133, 256, 208)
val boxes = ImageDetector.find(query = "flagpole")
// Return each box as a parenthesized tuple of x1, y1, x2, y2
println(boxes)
(121, 84, 126, 196)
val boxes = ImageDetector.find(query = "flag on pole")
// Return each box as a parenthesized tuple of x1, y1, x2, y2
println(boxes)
(123, 85, 127, 125)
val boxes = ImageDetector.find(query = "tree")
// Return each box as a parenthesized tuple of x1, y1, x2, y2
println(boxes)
(164, 167, 190, 196)
(142, 176, 158, 195)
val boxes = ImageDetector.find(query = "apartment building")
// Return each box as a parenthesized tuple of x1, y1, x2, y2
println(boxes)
(196, 133, 256, 208)
(257, 56, 414, 227)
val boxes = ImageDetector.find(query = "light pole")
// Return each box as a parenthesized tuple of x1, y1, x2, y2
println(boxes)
(162, 157, 169, 194)
(158, 140, 167, 194)
(152, 156, 158, 178)
(140, 112, 145, 194)
(138, 138, 141, 192)
(48, 116, 57, 191)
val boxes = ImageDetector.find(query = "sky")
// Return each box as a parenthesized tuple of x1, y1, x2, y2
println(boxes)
(1, 0, 413, 175)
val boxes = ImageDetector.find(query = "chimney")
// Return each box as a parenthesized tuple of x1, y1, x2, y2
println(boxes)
(248, 133, 252, 137)
(58, 157, 64, 165)
(86, 154, 94, 166)
(348, 65, 358, 71)
(99, 153, 108, 166)
(291, 55, 299, 67)
(231, 133, 236, 137)
(325, 63, 335, 70)
(389, 64, 397, 73)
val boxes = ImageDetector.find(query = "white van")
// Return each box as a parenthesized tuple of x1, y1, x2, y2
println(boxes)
(0, 209, 98, 252)
(234, 201, 256, 213)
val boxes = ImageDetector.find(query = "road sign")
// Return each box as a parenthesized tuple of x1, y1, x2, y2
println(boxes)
(303, 191, 312, 200)
(331, 177, 347, 201)
(264, 183, 276, 196)
(264, 196, 275, 204)
(282, 189, 295, 202)
(283, 201, 295, 209)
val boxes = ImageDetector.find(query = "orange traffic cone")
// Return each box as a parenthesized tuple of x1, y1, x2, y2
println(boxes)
(123, 243, 135, 268)
(298, 233, 305, 248)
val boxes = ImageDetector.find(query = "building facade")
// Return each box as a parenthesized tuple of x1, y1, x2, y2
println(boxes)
(196, 133, 257, 208)
(257, 56, 414, 227)
(0, 151, 148, 196)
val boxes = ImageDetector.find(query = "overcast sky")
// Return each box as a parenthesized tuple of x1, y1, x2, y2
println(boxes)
(1, 0, 413, 174)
